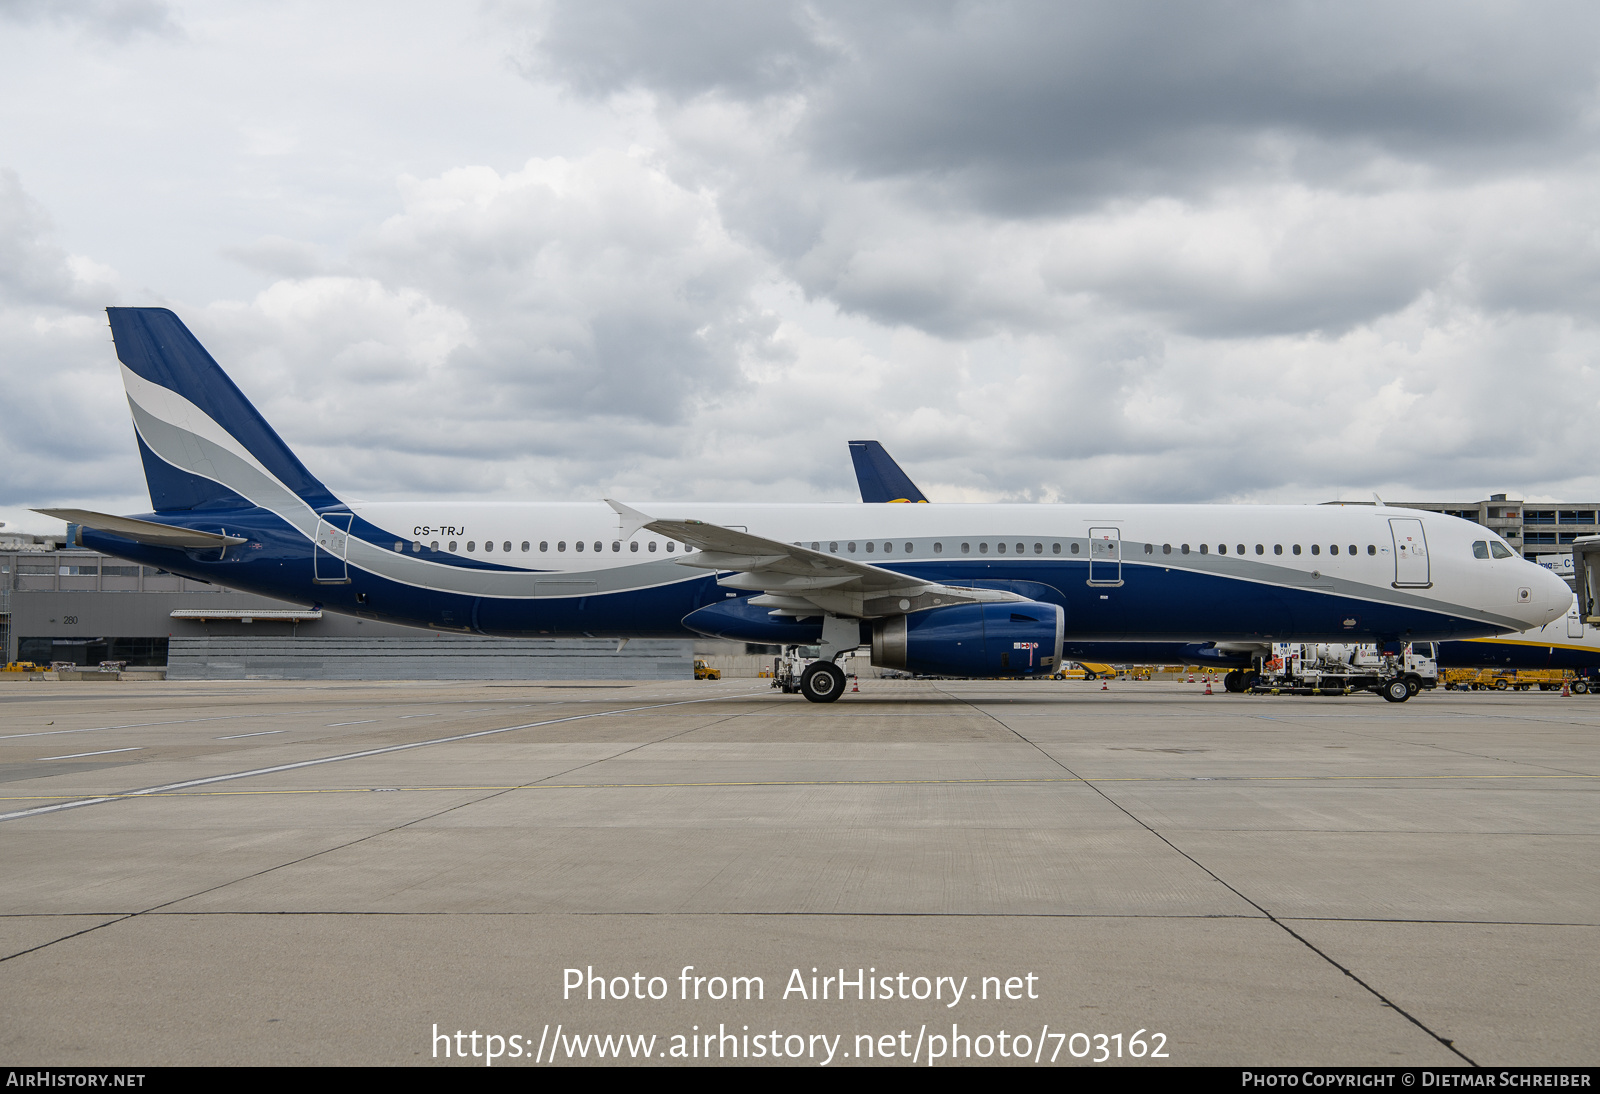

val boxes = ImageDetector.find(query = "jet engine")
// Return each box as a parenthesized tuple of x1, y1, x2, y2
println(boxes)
(871, 601, 1064, 677)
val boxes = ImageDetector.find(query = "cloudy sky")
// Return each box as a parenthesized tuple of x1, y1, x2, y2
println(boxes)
(4, 1, 1600, 533)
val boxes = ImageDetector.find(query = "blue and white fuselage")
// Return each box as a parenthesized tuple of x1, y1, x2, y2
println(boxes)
(48, 309, 1573, 690)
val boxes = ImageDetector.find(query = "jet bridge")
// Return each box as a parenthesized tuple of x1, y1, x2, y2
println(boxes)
(1573, 535, 1600, 624)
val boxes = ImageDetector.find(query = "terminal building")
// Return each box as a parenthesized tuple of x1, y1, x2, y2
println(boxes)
(1388, 494, 1599, 567)
(4, 492, 1591, 679)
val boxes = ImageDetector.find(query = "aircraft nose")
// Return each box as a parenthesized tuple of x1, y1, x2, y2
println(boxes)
(1524, 563, 1575, 627)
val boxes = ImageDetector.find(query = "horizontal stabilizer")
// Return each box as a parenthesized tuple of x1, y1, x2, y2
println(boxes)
(34, 508, 248, 549)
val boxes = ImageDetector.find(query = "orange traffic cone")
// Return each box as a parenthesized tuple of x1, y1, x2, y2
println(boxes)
(1101, 681, 1108, 691)
(1186, 673, 1194, 683)
(1204, 679, 1213, 695)
(851, 676, 859, 693)
(1561, 680, 1571, 697)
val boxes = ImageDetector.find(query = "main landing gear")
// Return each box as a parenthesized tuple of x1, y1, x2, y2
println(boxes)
(772, 645, 850, 703)
(800, 661, 846, 703)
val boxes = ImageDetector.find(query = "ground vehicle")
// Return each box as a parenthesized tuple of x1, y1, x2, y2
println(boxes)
(1248, 642, 1438, 702)
(2, 662, 43, 673)
(1444, 668, 1585, 692)
(693, 658, 721, 680)
(1051, 662, 1116, 680)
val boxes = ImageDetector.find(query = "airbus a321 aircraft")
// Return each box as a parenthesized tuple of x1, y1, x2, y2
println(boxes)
(39, 309, 1571, 702)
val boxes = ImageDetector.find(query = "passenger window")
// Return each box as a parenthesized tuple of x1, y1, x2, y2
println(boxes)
(1200, 544, 1208, 554)
(848, 542, 857, 553)
(1367, 544, 1376, 555)
(1144, 543, 1153, 554)
(1348, 545, 1356, 556)
(449, 541, 458, 552)
(905, 542, 914, 554)
(629, 541, 638, 553)
(666, 542, 675, 552)
(1015, 543, 1023, 554)
(521, 541, 529, 552)
(575, 541, 583, 552)
(996, 542, 1006, 554)
(883, 542, 892, 553)
(830, 542, 838, 553)
(1329, 545, 1339, 555)
(1274, 544, 1282, 555)
(1311, 544, 1320, 555)
(468, 541, 476, 552)
(1181, 544, 1190, 554)
(961, 543, 970, 554)
(648, 542, 656, 552)
(594, 542, 602, 552)
(1473, 541, 1490, 559)
(1237, 544, 1245, 555)
(413, 541, 422, 553)
(1292, 545, 1301, 555)
(431, 541, 439, 551)
(394, 541, 403, 552)
(1071, 543, 1080, 554)
(1035, 543, 1043, 555)
(866, 542, 875, 553)
(1052, 543, 1061, 554)
(483, 541, 492, 552)
(979, 543, 989, 554)
(1255, 544, 1264, 555)
(1490, 542, 1514, 559)
(612, 541, 620, 552)
(1163, 544, 1172, 554)
(539, 541, 548, 552)
(1218, 544, 1226, 555)
(811, 542, 819, 550)
(935, 542, 943, 554)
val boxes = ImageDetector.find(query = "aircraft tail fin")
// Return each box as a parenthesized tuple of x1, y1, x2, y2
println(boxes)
(107, 307, 338, 512)
(849, 440, 929, 503)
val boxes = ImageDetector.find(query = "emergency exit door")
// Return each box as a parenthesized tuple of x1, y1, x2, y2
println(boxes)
(1088, 527, 1122, 585)
(314, 513, 353, 584)
(1389, 518, 1430, 588)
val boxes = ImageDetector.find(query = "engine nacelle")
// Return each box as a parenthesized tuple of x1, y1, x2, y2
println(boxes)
(871, 601, 1064, 677)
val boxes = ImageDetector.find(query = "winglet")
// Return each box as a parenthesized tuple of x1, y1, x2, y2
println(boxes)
(604, 498, 653, 540)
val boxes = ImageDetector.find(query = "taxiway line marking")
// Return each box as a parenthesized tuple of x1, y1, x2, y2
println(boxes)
(36, 747, 143, 761)
(0, 690, 765, 823)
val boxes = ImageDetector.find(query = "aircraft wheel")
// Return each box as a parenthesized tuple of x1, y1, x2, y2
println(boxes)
(1223, 670, 1244, 693)
(1242, 670, 1259, 690)
(1382, 679, 1411, 703)
(800, 662, 847, 704)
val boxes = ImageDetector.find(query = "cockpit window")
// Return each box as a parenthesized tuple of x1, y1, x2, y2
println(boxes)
(1473, 541, 1490, 559)
(1489, 541, 1514, 559)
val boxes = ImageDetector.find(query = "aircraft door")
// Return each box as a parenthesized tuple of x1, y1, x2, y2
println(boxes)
(1568, 608, 1584, 639)
(1088, 527, 1122, 586)
(314, 513, 354, 584)
(1574, 538, 1600, 625)
(1389, 518, 1430, 588)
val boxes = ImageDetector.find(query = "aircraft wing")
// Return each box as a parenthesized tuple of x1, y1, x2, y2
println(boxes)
(606, 500, 1020, 619)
